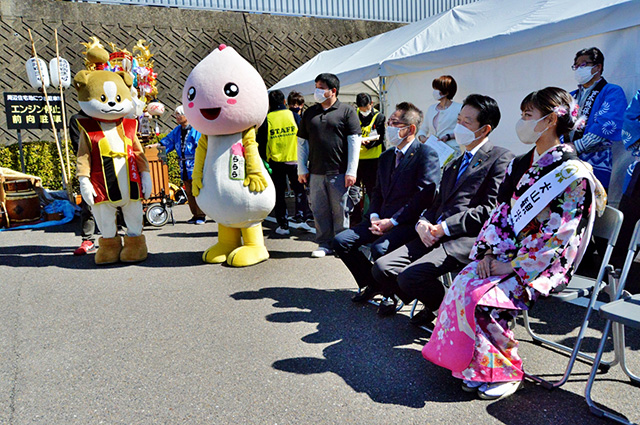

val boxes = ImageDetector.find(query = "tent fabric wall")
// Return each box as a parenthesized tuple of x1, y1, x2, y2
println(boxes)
(271, 0, 640, 97)
(386, 25, 640, 203)
(271, 0, 640, 203)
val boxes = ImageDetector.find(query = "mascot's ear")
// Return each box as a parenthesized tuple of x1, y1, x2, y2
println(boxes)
(116, 71, 133, 89)
(73, 70, 91, 92)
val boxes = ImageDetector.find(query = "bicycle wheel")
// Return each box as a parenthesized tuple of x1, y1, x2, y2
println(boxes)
(146, 203, 169, 227)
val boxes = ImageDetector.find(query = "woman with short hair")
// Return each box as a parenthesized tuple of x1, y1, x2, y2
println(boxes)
(417, 75, 462, 154)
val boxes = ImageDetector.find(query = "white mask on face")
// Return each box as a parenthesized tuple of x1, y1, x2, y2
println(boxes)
(454, 123, 485, 146)
(574, 66, 594, 85)
(516, 114, 550, 145)
(314, 88, 329, 103)
(386, 126, 408, 147)
(433, 90, 445, 101)
(360, 108, 372, 117)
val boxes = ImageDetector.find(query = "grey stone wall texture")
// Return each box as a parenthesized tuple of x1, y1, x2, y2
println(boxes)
(0, 0, 401, 145)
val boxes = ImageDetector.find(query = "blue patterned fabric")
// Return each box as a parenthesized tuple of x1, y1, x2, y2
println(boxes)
(571, 82, 627, 188)
(622, 89, 640, 192)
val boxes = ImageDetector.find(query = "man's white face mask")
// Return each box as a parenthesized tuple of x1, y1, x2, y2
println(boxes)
(314, 88, 329, 103)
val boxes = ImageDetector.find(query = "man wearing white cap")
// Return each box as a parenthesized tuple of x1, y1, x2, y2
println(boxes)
(159, 105, 206, 224)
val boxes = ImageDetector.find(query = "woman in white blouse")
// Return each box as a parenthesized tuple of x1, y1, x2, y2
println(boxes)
(417, 75, 462, 153)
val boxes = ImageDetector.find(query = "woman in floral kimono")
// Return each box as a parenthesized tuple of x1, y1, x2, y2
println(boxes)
(422, 87, 605, 400)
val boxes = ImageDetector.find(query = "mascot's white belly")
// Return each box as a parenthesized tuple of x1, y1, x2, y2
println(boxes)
(196, 132, 275, 228)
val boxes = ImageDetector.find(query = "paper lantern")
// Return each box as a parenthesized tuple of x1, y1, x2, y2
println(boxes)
(49, 57, 72, 89)
(25, 58, 50, 90)
(147, 101, 165, 116)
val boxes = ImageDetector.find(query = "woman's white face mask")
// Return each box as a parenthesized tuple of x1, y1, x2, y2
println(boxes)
(433, 90, 445, 101)
(515, 114, 550, 145)
(454, 123, 486, 146)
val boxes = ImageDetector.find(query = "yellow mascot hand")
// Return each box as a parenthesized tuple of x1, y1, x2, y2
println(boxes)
(244, 173, 268, 192)
(242, 127, 268, 193)
(191, 134, 208, 197)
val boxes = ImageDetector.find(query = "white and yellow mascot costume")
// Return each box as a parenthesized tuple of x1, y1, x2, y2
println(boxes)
(184, 44, 275, 267)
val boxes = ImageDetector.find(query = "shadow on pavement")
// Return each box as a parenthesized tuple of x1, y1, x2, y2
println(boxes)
(231, 286, 474, 408)
(0, 246, 205, 269)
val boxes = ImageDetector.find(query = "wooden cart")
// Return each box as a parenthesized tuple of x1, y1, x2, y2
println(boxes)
(142, 145, 175, 226)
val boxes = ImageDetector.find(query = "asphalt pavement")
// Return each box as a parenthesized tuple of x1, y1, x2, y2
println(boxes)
(1, 204, 638, 424)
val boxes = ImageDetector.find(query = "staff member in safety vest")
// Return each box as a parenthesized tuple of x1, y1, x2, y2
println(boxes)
(257, 90, 311, 235)
(354, 93, 385, 224)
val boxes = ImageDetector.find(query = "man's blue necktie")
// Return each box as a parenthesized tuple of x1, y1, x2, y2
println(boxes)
(456, 151, 473, 182)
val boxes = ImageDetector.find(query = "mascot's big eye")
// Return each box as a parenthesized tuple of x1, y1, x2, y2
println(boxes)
(100, 95, 106, 102)
(116, 95, 121, 102)
(224, 83, 239, 97)
(187, 87, 196, 101)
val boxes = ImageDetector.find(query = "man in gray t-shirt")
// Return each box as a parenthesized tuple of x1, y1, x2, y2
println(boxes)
(297, 73, 361, 258)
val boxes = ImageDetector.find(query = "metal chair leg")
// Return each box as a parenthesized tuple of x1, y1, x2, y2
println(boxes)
(585, 320, 634, 424)
(409, 299, 419, 319)
(613, 321, 640, 384)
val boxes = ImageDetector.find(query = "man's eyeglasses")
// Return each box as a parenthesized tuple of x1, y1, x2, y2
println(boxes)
(387, 119, 408, 127)
(571, 61, 594, 71)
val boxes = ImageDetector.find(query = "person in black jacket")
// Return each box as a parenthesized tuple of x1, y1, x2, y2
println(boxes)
(371, 94, 514, 319)
(333, 102, 440, 309)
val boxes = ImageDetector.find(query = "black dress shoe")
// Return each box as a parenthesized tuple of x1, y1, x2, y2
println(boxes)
(410, 308, 436, 326)
(351, 286, 379, 303)
(377, 296, 398, 316)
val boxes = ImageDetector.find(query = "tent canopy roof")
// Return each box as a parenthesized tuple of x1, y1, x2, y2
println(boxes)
(271, 0, 640, 95)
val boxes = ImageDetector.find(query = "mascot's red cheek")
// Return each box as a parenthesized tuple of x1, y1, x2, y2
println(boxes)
(227, 99, 237, 105)
(201, 107, 221, 121)
(188, 102, 194, 108)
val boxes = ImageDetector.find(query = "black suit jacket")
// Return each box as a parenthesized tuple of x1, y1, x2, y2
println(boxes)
(368, 139, 440, 226)
(422, 141, 514, 263)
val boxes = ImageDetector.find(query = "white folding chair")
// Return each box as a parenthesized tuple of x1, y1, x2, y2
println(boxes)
(585, 220, 640, 424)
(524, 206, 624, 389)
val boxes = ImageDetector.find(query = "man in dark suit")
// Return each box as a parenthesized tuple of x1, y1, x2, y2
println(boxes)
(372, 94, 514, 319)
(333, 102, 440, 312)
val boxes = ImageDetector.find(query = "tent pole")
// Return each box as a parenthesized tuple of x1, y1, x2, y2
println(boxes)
(379, 76, 387, 117)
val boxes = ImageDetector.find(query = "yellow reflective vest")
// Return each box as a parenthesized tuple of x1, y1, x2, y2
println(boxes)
(266, 109, 298, 162)
(359, 111, 382, 160)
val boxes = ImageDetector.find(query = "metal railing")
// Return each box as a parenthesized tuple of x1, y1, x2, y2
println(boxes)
(66, 0, 480, 22)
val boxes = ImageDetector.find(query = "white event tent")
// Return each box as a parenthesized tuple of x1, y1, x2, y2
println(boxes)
(270, 0, 640, 202)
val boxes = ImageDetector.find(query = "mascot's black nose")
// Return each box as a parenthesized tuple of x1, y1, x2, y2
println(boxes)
(108, 101, 116, 107)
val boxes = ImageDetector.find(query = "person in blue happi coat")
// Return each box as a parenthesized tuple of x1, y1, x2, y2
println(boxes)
(158, 105, 206, 224)
(612, 89, 640, 267)
(568, 47, 627, 189)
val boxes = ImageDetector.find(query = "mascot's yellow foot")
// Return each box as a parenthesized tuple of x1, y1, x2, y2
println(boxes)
(203, 225, 241, 264)
(95, 236, 122, 265)
(227, 245, 269, 267)
(120, 234, 148, 263)
(226, 224, 269, 267)
(203, 242, 240, 263)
